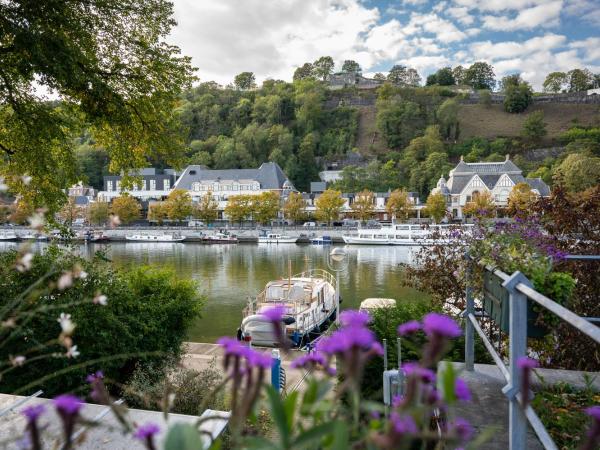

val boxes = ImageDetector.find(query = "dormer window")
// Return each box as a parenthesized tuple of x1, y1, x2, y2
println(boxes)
(189, 170, 197, 175)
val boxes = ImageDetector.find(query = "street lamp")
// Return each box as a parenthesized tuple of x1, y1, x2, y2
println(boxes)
(327, 247, 347, 326)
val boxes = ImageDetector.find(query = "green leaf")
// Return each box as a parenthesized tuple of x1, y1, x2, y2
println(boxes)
(291, 421, 336, 449)
(164, 423, 205, 450)
(283, 390, 299, 432)
(440, 361, 457, 404)
(330, 420, 349, 450)
(266, 385, 291, 447)
(242, 436, 281, 450)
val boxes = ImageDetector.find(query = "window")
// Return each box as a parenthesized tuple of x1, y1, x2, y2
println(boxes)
(142, 180, 147, 190)
(164, 179, 170, 190)
(116, 180, 121, 191)
(150, 179, 156, 190)
(192, 182, 200, 192)
(233, 184, 239, 191)
(107, 181, 113, 191)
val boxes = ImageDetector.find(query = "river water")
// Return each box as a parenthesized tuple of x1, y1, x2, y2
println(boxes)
(0, 242, 426, 342)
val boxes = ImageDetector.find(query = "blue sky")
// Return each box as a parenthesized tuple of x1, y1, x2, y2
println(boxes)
(169, 0, 600, 89)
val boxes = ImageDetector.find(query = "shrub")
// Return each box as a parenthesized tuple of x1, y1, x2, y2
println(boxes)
(504, 82, 533, 113)
(0, 247, 203, 396)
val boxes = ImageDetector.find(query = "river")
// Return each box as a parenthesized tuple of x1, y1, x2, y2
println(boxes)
(0, 242, 426, 342)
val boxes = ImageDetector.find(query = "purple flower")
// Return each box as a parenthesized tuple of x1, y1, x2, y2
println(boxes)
(390, 412, 418, 435)
(586, 406, 600, 421)
(259, 304, 286, 322)
(217, 337, 247, 357)
(402, 362, 436, 384)
(241, 347, 272, 368)
(318, 327, 378, 355)
(423, 313, 462, 338)
(134, 422, 160, 440)
(86, 371, 104, 383)
(451, 417, 474, 442)
(53, 394, 83, 416)
(340, 310, 371, 327)
(517, 357, 539, 370)
(291, 352, 326, 369)
(21, 404, 45, 422)
(397, 320, 421, 336)
(455, 378, 471, 402)
(217, 337, 272, 368)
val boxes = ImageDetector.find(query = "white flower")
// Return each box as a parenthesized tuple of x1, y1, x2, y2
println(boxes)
(66, 345, 80, 358)
(27, 212, 45, 230)
(0, 177, 7, 192)
(10, 355, 26, 367)
(21, 175, 32, 185)
(93, 294, 108, 306)
(57, 272, 73, 290)
(57, 313, 75, 335)
(109, 214, 121, 227)
(15, 253, 34, 272)
(78, 271, 88, 280)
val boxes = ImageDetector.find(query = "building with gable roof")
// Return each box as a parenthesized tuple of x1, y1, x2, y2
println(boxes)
(431, 155, 550, 219)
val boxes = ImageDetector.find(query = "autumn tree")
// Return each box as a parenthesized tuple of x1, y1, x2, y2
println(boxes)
(57, 198, 85, 224)
(386, 189, 412, 221)
(194, 191, 218, 224)
(10, 200, 34, 225)
(507, 183, 537, 217)
(224, 195, 255, 225)
(165, 189, 193, 223)
(352, 190, 375, 223)
(253, 191, 280, 225)
(424, 192, 447, 223)
(315, 189, 345, 225)
(282, 192, 306, 224)
(110, 195, 141, 225)
(0, 0, 195, 212)
(88, 202, 110, 226)
(148, 202, 169, 225)
(462, 191, 495, 218)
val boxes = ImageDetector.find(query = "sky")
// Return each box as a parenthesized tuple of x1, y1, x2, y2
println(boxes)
(169, 0, 600, 90)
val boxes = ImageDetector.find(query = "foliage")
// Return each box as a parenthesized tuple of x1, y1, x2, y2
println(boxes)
(110, 195, 141, 225)
(147, 202, 169, 225)
(567, 69, 594, 92)
(437, 99, 459, 140)
(554, 153, 600, 192)
(464, 62, 496, 90)
(543, 72, 568, 93)
(504, 82, 533, 113)
(315, 189, 345, 225)
(194, 191, 218, 224)
(426, 67, 455, 86)
(0, 0, 194, 211)
(224, 194, 255, 224)
(462, 191, 496, 218)
(234, 72, 257, 90)
(521, 111, 547, 143)
(341, 60, 361, 74)
(88, 202, 109, 226)
(376, 98, 425, 149)
(386, 189, 412, 221)
(507, 182, 537, 217)
(75, 144, 110, 190)
(478, 90, 492, 107)
(57, 198, 86, 224)
(282, 192, 306, 224)
(0, 248, 202, 396)
(312, 56, 335, 81)
(387, 65, 422, 86)
(424, 192, 447, 223)
(352, 189, 375, 223)
(293, 63, 314, 81)
(165, 189, 193, 222)
(253, 191, 280, 225)
(559, 127, 600, 146)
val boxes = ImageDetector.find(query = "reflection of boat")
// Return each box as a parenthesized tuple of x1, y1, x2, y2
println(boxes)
(342, 223, 472, 246)
(125, 233, 185, 242)
(203, 232, 238, 244)
(311, 235, 332, 245)
(239, 269, 337, 347)
(0, 231, 19, 241)
(258, 232, 297, 244)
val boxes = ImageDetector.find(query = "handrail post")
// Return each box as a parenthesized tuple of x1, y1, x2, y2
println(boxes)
(465, 254, 475, 371)
(502, 271, 532, 450)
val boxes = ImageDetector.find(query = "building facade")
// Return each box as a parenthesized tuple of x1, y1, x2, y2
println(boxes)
(431, 156, 550, 219)
(97, 168, 179, 202)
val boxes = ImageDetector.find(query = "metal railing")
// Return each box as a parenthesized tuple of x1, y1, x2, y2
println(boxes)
(464, 255, 600, 450)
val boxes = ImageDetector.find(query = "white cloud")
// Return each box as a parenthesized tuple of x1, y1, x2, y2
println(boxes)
(452, 0, 553, 12)
(482, 1, 563, 30)
(408, 12, 468, 42)
(470, 34, 567, 60)
(565, 0, 600, 25)
(569, 38, 600, 65)
(446, 6, 475, 25)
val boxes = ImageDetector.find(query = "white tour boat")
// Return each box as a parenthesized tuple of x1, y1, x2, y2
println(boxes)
(239, 269, 337, 347)
(125, 232, 185, 242)
(19, 232, 48, 241)
(257, 233, 298, 244)
(203, 232, 238, 244)
(342, 223, 472, 246)
(0, 231, 19, 241)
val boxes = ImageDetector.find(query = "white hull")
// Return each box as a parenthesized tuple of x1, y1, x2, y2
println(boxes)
(342, 223, 471, 246)
(126, 234, 185, 242)
(204, 233, 238, 244)
(258, 234, 297, 244)
(0, 232, 19, 241)
(342, 236, 451, 246)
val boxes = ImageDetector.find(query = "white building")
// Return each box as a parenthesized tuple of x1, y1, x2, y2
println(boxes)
(432, 155, 550, 219)
(97, 168, 179, 202)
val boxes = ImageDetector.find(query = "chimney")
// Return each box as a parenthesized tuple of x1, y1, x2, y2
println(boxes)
(505, 154, 510, 161)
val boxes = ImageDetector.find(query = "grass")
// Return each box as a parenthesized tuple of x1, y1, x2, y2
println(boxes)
(532, 381, 599, 449)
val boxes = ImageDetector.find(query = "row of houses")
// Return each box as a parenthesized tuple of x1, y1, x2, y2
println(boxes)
(71, 156, 549, 222)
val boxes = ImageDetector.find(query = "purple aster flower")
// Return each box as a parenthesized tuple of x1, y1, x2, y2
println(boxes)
(451, 418, 474, 442)
(455, 378, 471, 402)
(86, 371, 104, 383)
(390, 412, 418, 435)
(582, 406, 600, 450)
(53, 394, 83, 416)
(134, 422, 160, 440)
(397, 320, 421, 336)
(241, 347, 272, 368)
(391, 395, 405, 408)
(217, 337, 247, 357)
(291, 352, 326, 369)
(517, 357, 539, 370)
(21, 404, 45, 423)
(340, 310, 371, 327)
(423, 313, 462, 338)
(402, 362, 436, 384)
(586, 406, 600, 421)
(259, 304, 286, 322)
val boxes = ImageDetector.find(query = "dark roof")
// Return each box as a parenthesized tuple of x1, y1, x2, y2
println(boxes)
(451, 160, 521, 176)
(74, 196, 90, 205)
(310, 182, 327, 193)
(174, 162, 294, 191)
(525, 178, 551, 196)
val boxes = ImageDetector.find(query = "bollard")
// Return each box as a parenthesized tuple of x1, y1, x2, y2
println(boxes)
(271, 348, 281, 392)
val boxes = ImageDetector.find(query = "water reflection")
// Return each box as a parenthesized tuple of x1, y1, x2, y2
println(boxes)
(0, 242, 426, 342)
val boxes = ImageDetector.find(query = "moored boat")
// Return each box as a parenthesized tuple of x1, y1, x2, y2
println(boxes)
(19, 232, 47, 241)
(311, 235, 333, 245)
(125, 232, 185, 242)
(342, 223, 472, 246)
(239, 269, 337, 347)
(0, 231, 19, 241)
(258, 232, 298, 244)
(203, 232, 238, 244)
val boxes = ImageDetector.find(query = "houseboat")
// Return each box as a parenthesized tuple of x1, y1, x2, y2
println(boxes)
(125, 232, 185, 242)
(311, 235, 333, 245)
(257, 232, 298, 244)
(239, 269, 337, 347)
(203, 232, 238, 244)
(0, 231, 19, 241)
(342, 223, 472, 246)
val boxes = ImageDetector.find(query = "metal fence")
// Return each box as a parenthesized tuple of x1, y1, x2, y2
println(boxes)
(464, 255, 600, 450)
